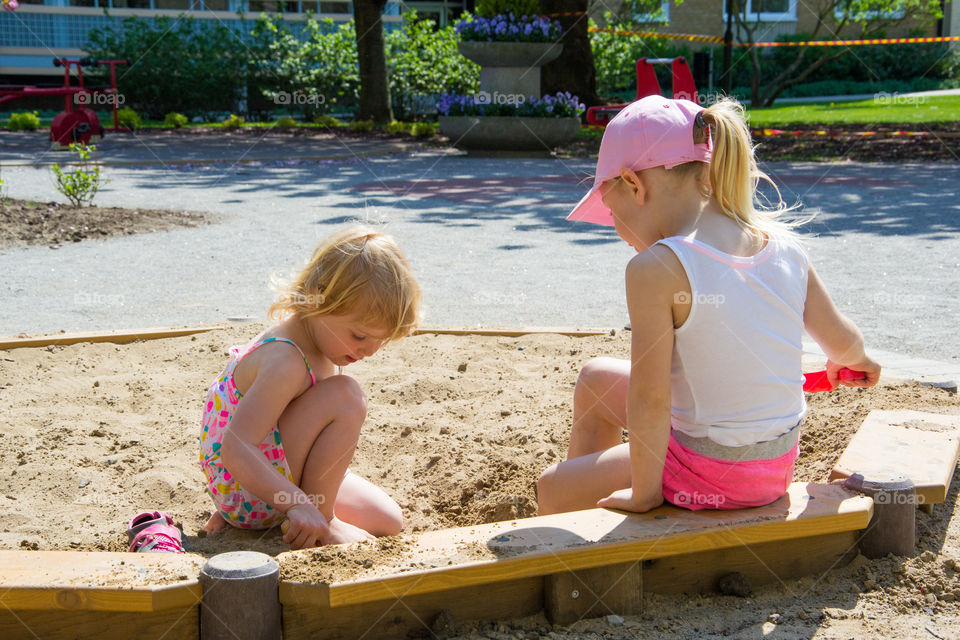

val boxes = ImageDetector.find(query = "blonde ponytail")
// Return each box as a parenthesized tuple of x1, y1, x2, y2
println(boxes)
(700, 98, 801, 240)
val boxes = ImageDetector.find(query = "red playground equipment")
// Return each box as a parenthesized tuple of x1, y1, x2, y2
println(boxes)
(587, 56, 698, 126)
(0, 57, 128, 149)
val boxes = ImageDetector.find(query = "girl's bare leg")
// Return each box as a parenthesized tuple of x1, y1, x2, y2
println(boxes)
(333, 471, 402, 536)
(536, 443, 632, 515)
(567, 357, 631, 458)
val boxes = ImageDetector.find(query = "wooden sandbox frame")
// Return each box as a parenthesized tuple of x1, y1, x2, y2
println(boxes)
(2, 327, 959, 640)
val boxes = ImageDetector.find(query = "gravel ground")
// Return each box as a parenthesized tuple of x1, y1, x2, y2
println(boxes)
(0, 141, 957, 364)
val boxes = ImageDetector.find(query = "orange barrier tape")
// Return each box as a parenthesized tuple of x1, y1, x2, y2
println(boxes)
(589, 26, 960, 47)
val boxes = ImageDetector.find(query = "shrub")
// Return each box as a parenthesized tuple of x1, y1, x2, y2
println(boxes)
(275, 115, 297, 130)
(410, 122, 436, 137)
(349, 119, 374, 132)
(384, 120, 411, 134)
(6, 111, 41, 131)
(118, 107, 141, 130)
(163, 112, 188, 128)
(387, 10, 480, 120)
(314, 114, 342, 128)
(85, 16, 248, 118)
(475, 0, 540, 18)
(222, 114, 245, 129)
(50, 143, 104, 207)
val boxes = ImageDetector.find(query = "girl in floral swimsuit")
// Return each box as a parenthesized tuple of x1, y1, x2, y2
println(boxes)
(199, 226, 421, 548)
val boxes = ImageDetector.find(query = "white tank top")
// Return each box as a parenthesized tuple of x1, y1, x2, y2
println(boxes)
(656, 233, 809, 446)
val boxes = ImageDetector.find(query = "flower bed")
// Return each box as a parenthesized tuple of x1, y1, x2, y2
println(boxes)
(455, 13, 562, 43)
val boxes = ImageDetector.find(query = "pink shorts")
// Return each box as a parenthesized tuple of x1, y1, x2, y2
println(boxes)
(661, 430, 798, 511)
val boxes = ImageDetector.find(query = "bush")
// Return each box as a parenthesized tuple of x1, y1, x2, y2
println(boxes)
(410, 122, 437, 137)
(384, 120, 411, 134)
(249, 15, 359, 119)
(386, 10, 480, 120)
(589, 16, 680, 96)
(314, 114, 343, 128)
(275, 115, 297, 130)
(118, 107, 141, 130)
(6, 111, 41, 131)
(163, 112, 188, 128)
(86, 16, 248, 118)
(50, 143, 104, 207)
(221, 114, 245, 129)
(475, 0, 540, 18)
(349, 119, 374, 132)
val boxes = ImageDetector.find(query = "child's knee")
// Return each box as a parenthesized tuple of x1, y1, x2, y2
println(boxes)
(323, 375, 367, 424)
(381, 502, 403, 536)
(577, 357, 624, 394)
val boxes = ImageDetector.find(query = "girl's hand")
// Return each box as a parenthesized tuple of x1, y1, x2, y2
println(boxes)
(282, 503, 331, 549)
(597, 488, 664, 514)
(827, 357, 881, 389)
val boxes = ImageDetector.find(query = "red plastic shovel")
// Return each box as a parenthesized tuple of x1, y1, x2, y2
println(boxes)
(802, 368, 866, 393)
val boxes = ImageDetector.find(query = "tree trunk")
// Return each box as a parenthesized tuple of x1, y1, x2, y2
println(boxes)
(539, 0, 599, 108)
(354, 0, 393, 123)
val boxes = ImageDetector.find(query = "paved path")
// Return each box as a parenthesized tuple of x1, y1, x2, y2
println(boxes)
(1, 131, 958, 371)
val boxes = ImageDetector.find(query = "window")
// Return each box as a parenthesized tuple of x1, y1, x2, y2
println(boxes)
(834, 2, 905, 20)
(632, 0, 669, 23)
(725, 0, 797, 22)
(248, 0, 299, 11)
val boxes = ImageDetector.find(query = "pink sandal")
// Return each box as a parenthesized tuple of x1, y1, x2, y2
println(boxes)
(127, 511, 185, 553)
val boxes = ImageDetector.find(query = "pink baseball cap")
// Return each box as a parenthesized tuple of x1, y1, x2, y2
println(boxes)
(568, 95, 712, 226)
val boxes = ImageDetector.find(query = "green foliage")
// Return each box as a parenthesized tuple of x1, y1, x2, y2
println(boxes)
(589, 16, 679, 95)
(349, 119, 374, 132)
(410, 122, 437, 137)
(249, 15, 359, 119)
(314, 114, 343, 127)
(6, 111, 41, 131)
(275, 115, 298, 130)
(386, 11, 480, 120)
(50, 143, 104, 207)
(163, 112, 188, 128)
(118, 107, 141, 130)
(221, 114, 245, 129)
(85, 16, 249, 119)
(0, 177, 6, 202)
(475, 0, 539, 18)
(384, 120, 411, 134)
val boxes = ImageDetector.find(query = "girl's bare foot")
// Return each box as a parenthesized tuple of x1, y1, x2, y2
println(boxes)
(321, 517, 375, 545)
(203, 511, 227, 534)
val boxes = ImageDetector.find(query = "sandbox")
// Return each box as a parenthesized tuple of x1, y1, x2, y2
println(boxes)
(1, 325, 959, 639)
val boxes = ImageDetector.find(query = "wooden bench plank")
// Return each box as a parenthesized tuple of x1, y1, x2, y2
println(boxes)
(278, 482, 872, 608)
(829, 410, 960, 505)
(0, 326, 223, 350)
(0, 551, 205, 612)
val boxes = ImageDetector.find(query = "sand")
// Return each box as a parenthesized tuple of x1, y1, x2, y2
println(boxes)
(1, 323, 959, 638)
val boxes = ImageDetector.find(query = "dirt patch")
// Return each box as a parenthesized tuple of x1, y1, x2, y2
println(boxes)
(0, 197, 209, 250)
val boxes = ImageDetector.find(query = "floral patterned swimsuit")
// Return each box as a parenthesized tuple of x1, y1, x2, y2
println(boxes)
(199, 336, 316, 529)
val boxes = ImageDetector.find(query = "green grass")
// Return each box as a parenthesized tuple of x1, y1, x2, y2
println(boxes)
(745, 95, 960, 127)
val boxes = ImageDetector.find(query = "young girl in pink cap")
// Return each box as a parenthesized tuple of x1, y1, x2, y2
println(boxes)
(537, 95, 881, 515)
(199, 226, 421, 548)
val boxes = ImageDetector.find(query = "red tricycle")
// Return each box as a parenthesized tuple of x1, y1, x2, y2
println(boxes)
(587, 56, 699, 126)
(0, 57, 128, 149)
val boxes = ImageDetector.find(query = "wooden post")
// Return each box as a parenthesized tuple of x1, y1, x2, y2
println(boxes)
(544, 562, 641, 625)
(844, 474, 916, 559)
(200, 552, 281, 640)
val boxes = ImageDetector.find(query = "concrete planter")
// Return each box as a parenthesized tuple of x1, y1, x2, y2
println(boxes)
(457, 41, 563, 99)
(439, 115, 580, 153)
